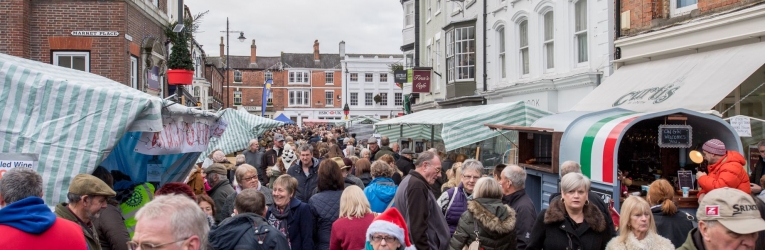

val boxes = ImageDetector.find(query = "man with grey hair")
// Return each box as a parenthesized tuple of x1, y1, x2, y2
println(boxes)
(550, 161, 615, 236)
(374, 136, 395, 160)
(499, 165, 537, 250)
(393, 151, 450, 250)
(55, 173, 117, 250)
(129, 194, 209, 250)
(287, 144, 320, 202)
(243, 138, 266, 185)
(0, 168, 88, 249)
(749, 139, 765, 194)
(204, 163, 235, 224)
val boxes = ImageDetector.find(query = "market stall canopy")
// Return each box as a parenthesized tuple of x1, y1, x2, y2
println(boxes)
(375, 101, 552, 151)
(572, 41, 765, 113)
(197, 108, 283, 162)
(532, 108, 741, 185)
(345, 116, 383, 142)
(274, 113, 295, 124)
(0, 53, 220, 205)
(350, 116, 383, 125)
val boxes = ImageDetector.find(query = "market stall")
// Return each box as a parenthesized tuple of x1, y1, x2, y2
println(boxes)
(0, 53, 223, 206)
(487, 108, 741, 211)
(376, 101, 551, 169)
(196, 108, 284, 162)
(274, 113, 296, 125)
(344, 116, 382, 142)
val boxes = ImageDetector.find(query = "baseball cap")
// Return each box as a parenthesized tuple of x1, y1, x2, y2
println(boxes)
(274, 133, 285, 142)
(332, 157, 350, 170)
(697, 187, 765, 234)
(69, 174, 116, 197)
(204, 163, 228, 175)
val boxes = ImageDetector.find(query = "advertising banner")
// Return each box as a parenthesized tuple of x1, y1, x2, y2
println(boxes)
(0, 153, 38, 180)
(135, 115, 228, 155)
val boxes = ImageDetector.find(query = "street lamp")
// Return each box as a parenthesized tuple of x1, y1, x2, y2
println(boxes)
(344, 62, 350, 120)
(221, 18, 246, 108)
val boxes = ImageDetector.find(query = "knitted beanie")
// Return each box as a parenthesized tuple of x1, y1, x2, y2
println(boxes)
(702, 139, 726, 156)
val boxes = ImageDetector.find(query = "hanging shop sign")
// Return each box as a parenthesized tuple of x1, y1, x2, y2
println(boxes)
(0, 153, 38, 180)
(134, 116, 227, 155)
(394, 69, 408, 83)
(729, 116, 752, 137)
(147, 66, 160, 91)
(412, 69, 431, 93)
(71, 31, 120, 37)
(658, 125, 692, 148)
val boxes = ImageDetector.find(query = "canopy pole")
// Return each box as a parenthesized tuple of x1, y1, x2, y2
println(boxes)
(430, 125, 435, 148)
(400, 124, 403, 138)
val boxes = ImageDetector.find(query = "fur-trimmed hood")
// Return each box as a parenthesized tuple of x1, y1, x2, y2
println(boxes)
(543, 197, 606, 232)
(467, 198, 516, 234)
(605, 231, 675, 250)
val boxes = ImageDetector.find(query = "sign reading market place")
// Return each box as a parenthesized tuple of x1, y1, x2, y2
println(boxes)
(412, 69, 431, 93)
(71, 31, 120, 37)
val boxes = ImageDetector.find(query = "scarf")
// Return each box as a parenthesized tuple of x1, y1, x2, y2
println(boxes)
(268, 204, 291, 241)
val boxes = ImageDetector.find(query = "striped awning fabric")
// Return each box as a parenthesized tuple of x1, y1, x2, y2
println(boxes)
(375, 101, 552, 151)
(0, 53, 219, 205)
(198, 109, 283, 162)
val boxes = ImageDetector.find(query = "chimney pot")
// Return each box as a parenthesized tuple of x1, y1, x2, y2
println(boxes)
(313, 40, 320, 61)
(339, 41, 345, 58)
(250, 39, 257, 64)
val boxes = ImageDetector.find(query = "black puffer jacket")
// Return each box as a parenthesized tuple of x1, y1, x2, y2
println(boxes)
(308, 190, 343, 250)
(209, 213, 290, 250)
(652, 205, 695, 248)
(287, 158, 320, 202)
(449, 198, 517, 250)
(527, 198, 611, 250)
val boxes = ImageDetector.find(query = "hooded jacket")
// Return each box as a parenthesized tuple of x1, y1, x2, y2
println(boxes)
(287, 157, 320, 202)
(55, 202, 102, 250)
(364, 177, 398, 213)
(605, 231, 675, 250)
(526, 198, 611, 250)
(698, 150, 751, 196)
(502, 189, 537, 250)
(209, 212, 290, 250)
(0, 197, 88, 250)
(651, 205, 694, 248)
(449, 198, 518, 250)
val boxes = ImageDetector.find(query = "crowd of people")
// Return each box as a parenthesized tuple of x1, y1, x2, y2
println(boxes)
(2, 126, 765, 250)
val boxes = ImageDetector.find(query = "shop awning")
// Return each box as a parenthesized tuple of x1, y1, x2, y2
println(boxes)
(573, 41, 765, 113)
(274, 113, 295, 124)
(375, 101, 552, 151)
(0, 53, 221, 205)
(198, 109, 284, 162)
(533, 108, 741, 185)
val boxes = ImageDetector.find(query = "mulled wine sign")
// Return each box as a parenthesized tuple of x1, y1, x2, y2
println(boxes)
(412, 69, 431, 93)
(658, 125, 692, 148)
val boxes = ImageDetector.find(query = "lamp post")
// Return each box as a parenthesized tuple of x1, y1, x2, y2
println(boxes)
(344, 62, 350, 120)
(221, 17, 246, 108)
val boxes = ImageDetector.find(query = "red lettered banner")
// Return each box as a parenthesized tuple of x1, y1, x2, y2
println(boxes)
(135, 116, 227, 155)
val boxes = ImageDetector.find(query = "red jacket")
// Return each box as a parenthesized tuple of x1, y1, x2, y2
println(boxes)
(0, 217, 87, 250)
(698, 150, 751, 196)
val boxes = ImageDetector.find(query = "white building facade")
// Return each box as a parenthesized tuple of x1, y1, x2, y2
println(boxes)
(342, 55, 405, 120)
(482, 0, 613, 113)
(191, 40, 213, 111)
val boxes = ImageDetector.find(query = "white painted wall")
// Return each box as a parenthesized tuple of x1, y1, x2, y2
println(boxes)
(341, 55, 405, 119)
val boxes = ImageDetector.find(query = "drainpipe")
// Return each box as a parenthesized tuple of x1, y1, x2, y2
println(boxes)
(482, 0, 488, 92)
(414, 0, 420, 67)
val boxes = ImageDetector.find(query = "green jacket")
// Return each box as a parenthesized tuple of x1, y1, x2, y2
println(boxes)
(373, 146, 395, 161)
(55, 203, 102, 250)
(449, 198, 517, 250)
(677, 228, 704, 250)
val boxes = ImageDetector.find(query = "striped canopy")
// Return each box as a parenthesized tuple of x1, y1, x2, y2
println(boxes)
(198, 109, 283, 162)
(0, 53, 219, 205)
(375, 101, 552, 151)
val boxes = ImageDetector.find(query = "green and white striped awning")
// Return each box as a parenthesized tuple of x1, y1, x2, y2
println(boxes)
(0, 53, 219, 206)
(198, 109, 283, 162)
(375, 101, 552, 151)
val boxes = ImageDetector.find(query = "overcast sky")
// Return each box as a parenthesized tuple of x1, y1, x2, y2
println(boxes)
(187, 0, 404, 57)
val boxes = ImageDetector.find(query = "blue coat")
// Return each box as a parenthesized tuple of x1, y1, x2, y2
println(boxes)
(364, 177, 398, 213)
(309, 190, 343, 250)
(266, 198, 314, 250)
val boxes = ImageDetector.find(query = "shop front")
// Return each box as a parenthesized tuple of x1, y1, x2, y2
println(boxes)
(487, 108, 741, 212)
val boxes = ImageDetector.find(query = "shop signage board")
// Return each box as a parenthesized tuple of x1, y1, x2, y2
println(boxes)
(658, 125, 692, 148)
(147, 66, 160, 91)
(0, 153, 38, 180)
(318, 110, 342, 115)
(677, 170, 694, 189)
(728, 116, 752, 137)
(749, 145, 759, 174)
(412, 69, 431, 93)
(71, 31, 119, 37)
(394, 69, 407, 83)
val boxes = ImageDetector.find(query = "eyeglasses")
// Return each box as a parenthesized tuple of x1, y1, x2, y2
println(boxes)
(242, 175, 258, 182)
(126, 237, 189, 250)
(370, 235, 399, 243)
(462, 175, 480, 181)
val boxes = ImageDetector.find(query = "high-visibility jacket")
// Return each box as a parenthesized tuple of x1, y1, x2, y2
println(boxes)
(119, 183, 155, 238)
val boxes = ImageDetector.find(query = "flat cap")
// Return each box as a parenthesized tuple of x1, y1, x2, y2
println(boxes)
(204, 163, 227, 175)
(368, 137, 378, 144)
(401, 149, 415, 155)
(69, 174, 116, 197)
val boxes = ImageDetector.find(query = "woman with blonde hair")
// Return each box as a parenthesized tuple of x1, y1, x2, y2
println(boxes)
(647, 179, 694, 247)
(441, 162, 463, 192)
(329, 186, 376, 250)
(449, 177, 517, 250)
(605, 196, 674, 250)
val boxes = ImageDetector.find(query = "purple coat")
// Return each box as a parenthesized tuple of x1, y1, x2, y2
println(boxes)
(443, 183, 470, 235)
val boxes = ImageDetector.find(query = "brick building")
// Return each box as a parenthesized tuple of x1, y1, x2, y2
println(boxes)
(1, 0, 179, 98)
(581, 0, 765, 119)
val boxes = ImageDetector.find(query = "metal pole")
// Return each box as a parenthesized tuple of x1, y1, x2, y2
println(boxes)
(430, 125, 435, 148)
(226, 18, 230, 108)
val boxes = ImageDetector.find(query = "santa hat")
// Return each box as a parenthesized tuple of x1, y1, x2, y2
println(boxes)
(366, 208, 414, 249)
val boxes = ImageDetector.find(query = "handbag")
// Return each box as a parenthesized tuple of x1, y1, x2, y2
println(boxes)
(463, 219, 481, 250)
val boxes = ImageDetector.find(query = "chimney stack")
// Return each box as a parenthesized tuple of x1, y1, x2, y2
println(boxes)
(339, 41, 345, 58)
(250, 39, 257, 64)
(219, 36, 224, 57)
(313, 40, 320, 62)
